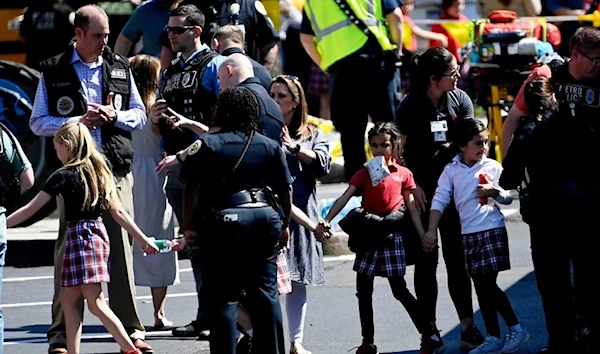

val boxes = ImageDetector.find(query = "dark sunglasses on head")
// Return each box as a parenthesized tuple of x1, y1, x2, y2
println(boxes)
(165, 26, 196, 35)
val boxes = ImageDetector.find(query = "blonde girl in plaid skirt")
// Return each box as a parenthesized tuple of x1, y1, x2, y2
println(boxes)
(7, 123, 159, 354)
(424, 119, 530, 354)
(315, 123, 442, 354)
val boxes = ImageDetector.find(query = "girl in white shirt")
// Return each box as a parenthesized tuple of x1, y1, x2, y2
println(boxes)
(423, 119, 530, 354)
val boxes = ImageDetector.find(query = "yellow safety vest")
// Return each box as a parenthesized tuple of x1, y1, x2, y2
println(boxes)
(402, 22, 415, 52)
(304, 0, 394, 72)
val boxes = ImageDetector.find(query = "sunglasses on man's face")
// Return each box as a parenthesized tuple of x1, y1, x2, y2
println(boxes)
(166, 26, 196, 35)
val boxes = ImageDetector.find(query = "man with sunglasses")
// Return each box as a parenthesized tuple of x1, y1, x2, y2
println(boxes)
(148, 3, 225, 340)
(500, 26, 600, 354)
(158, 0, 279, 70)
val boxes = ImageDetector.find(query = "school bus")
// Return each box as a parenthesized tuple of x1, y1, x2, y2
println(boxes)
(0, 4, 26, 64)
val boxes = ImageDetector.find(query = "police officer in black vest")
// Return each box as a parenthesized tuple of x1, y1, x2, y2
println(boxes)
(160, 0, 279, 70)
(500, 27, 600, 354)
(28, 5, 154, 354)
(179, 86, 291, 354)
(148, 4, 224, 339)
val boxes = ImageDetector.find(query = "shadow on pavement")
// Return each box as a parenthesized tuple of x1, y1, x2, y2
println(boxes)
(382, 271, 546, 354)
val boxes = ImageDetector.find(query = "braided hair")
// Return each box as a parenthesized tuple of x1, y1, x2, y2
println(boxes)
(212, 87, 261, 134)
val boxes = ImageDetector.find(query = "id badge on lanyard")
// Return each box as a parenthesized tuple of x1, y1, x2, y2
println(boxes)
(430, 120, 448, 142)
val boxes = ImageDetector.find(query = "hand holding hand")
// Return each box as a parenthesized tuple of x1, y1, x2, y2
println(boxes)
(422, 230, 438, 253)
(279, 227, 290, 252)
(172, 237, 186, 251)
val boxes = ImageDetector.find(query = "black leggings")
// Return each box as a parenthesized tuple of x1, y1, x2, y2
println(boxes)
(356, 273, 431, 344)
(472, 272, 519, 338)
(415, 204, 474, 322)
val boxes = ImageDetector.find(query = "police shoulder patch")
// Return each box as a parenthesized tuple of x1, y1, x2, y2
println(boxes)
(255, 1, 267, 15)
(188, 140, 203, 156)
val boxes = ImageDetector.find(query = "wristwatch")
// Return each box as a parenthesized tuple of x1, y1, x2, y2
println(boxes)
(175, 151, 184, 164)
(290, 143, 301, 154)
(108, 112, 118, 125)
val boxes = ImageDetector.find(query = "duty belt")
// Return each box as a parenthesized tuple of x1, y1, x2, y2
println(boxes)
(219, 189, 269, 209)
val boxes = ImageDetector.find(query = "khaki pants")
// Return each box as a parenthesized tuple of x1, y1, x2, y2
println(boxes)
(47, 173, 145, 346)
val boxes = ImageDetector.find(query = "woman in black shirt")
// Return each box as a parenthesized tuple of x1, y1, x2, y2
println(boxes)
(7, 122, 159, 354)
(395, 46, 483, 350)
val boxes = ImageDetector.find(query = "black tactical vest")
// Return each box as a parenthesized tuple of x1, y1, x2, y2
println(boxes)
(158, 49, 219, 154)
(40, 45, 134, 178)
(549, 59, 600, 131)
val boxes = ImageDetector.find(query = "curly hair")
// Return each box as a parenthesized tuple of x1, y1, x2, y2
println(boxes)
(212, 87, 260, 134)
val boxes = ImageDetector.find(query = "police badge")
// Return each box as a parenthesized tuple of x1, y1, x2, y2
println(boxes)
(182, 72, 191, 87)
(113, 94, 123, 111)
(57, 96, 74, 115)
(586, 88, 595, 105)
(188, 139, 202, 155)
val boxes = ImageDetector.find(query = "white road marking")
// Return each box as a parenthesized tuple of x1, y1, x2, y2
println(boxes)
(3, 255, 353, 283)
(0, 292, 198, 309)
(4, 330, 176, 346)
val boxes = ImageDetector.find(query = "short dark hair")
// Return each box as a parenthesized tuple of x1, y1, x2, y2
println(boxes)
(170, 4, 205, 29)
(212, 87, 260, 134)
(570, 27, 600, 53)
(453, 119, 487, 149)
(524, 77, 554, 118)
(74, 4, 107, 30)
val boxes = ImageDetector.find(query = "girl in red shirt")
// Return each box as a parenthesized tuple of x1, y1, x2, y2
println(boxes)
(315, 122, 443, 354)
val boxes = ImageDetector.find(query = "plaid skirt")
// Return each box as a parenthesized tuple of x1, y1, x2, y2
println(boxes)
(353, 232, 406, 277)
(307, 62, 330, 95)
(276, 253, 292, 295)
(61, 219, 111, 287)
(463, 227, 510, 276)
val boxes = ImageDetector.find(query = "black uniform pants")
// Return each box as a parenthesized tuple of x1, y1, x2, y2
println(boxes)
(203, 205, 285, 354)
(414, 203, 474, 323)
(328, 51, 401, 181)
(529, 205, 600, 352)
(356, 273, 432, 344)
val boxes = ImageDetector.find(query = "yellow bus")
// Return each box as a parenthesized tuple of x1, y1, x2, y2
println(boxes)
(0, 5, 25, 64)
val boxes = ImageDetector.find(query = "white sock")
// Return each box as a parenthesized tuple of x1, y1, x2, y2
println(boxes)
(511, 324, 523, 333)
(246, 329, 253, 337)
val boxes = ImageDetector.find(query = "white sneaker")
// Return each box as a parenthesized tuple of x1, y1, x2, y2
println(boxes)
(501, 328, 531, 353)
(469, 335, 504, 354)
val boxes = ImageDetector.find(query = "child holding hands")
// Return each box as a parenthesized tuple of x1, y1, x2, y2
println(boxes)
(7, 122, 160, 354)
(423, 119, 530, 354)
(315, 122, 443, 354)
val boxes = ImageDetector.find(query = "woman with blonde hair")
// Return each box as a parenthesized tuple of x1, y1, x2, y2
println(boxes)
(7, 122, 159, 354)
(270, 74, 331, 354)
(129, 54, 179, 328)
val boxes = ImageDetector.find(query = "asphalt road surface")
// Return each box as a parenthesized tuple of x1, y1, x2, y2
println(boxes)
(2, 184, 549, 354)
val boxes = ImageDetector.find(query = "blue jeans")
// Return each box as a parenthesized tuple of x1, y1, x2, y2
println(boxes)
(0, 241, 6, 353)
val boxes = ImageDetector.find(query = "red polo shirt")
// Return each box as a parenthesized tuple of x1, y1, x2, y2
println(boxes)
(349, 160, 417, 217)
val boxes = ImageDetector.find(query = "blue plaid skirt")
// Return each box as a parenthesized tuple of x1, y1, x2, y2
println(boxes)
(463, 227, 510, 276)
(353, 232, 406, 277)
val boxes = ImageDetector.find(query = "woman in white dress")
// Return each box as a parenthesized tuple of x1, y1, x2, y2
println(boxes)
(129, 54, 179, 328)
